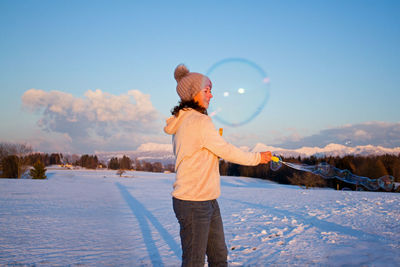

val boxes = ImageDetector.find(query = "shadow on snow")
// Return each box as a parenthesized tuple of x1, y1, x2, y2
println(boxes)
(115, 182, 181, 266)
(223, 198, 396, 245)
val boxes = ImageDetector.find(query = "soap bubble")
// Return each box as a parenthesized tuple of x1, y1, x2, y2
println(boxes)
(340, 170, 354, 183)
(271, 158, 395, 191)
(316, 163, 334, 178)
(206, 58, 270, 127)
(378, 175, 394, 191)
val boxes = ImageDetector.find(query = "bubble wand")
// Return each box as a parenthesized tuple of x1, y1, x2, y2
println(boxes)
(270, 156, 394, 191)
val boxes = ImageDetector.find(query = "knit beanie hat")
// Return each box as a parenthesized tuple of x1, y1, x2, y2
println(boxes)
(174, 64, 212, 101)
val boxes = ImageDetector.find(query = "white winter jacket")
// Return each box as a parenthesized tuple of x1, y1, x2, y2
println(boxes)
(164, 109, 261, 201)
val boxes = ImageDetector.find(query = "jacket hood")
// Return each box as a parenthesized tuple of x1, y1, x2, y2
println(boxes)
(164, 109, 194, 135)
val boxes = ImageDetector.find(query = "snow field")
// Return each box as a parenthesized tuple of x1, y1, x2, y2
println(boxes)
(0, 169, 399, 266)
(220, 179, 399, 266)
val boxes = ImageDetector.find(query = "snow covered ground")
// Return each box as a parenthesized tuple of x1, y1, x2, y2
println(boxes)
(1, 169, 399, 266)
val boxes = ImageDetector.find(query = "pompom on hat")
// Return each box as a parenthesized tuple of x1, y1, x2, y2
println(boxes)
(174, 64, 212, 101)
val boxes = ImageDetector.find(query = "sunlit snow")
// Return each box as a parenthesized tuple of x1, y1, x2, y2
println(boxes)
(1, 168, 399, 266)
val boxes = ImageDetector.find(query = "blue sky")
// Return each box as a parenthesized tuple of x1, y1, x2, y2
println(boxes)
(1, 0, 399, 154)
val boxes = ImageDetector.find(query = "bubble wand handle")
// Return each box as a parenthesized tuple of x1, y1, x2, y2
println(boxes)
(271, 156, 281, 163)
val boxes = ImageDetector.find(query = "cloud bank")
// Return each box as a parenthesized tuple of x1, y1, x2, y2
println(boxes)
(275, 121, 400, 149)
(22, 89, 164, 153)
(20, 89, 400, 153)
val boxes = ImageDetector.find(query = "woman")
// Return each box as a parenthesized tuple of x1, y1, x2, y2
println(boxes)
(164, 64, 271, 267)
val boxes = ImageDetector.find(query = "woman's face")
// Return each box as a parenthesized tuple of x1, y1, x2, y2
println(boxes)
(194, 86, 213, 109)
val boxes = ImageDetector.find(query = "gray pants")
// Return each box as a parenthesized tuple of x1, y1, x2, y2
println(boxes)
(173, 197, 228, 267)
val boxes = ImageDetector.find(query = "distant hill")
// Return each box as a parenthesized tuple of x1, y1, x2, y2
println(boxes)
(251, 143, 400, 158)
(95, 142, 400, 164)
(95, 143, 175, 165)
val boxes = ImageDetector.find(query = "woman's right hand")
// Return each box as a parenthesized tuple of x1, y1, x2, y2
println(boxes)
(260, 151, 272, 164)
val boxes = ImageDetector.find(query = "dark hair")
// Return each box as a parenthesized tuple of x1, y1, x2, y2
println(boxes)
(171, 100, 207, 117)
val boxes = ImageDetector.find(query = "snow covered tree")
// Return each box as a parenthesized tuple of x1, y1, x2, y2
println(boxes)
(30, 160, 47, 179)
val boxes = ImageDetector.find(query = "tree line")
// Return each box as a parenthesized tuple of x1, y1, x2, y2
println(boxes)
(1, 142, 399, 192)
(106, 155, 175, 173)
(0, 143, 174, 178)
(71, 154, 174, 173)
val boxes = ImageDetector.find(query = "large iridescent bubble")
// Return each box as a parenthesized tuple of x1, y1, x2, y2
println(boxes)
(206, 58, 270, 127)
(270, 157, 395, 191)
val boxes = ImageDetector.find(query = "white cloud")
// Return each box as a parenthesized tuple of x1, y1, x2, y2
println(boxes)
(22, 88, 163, 153)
